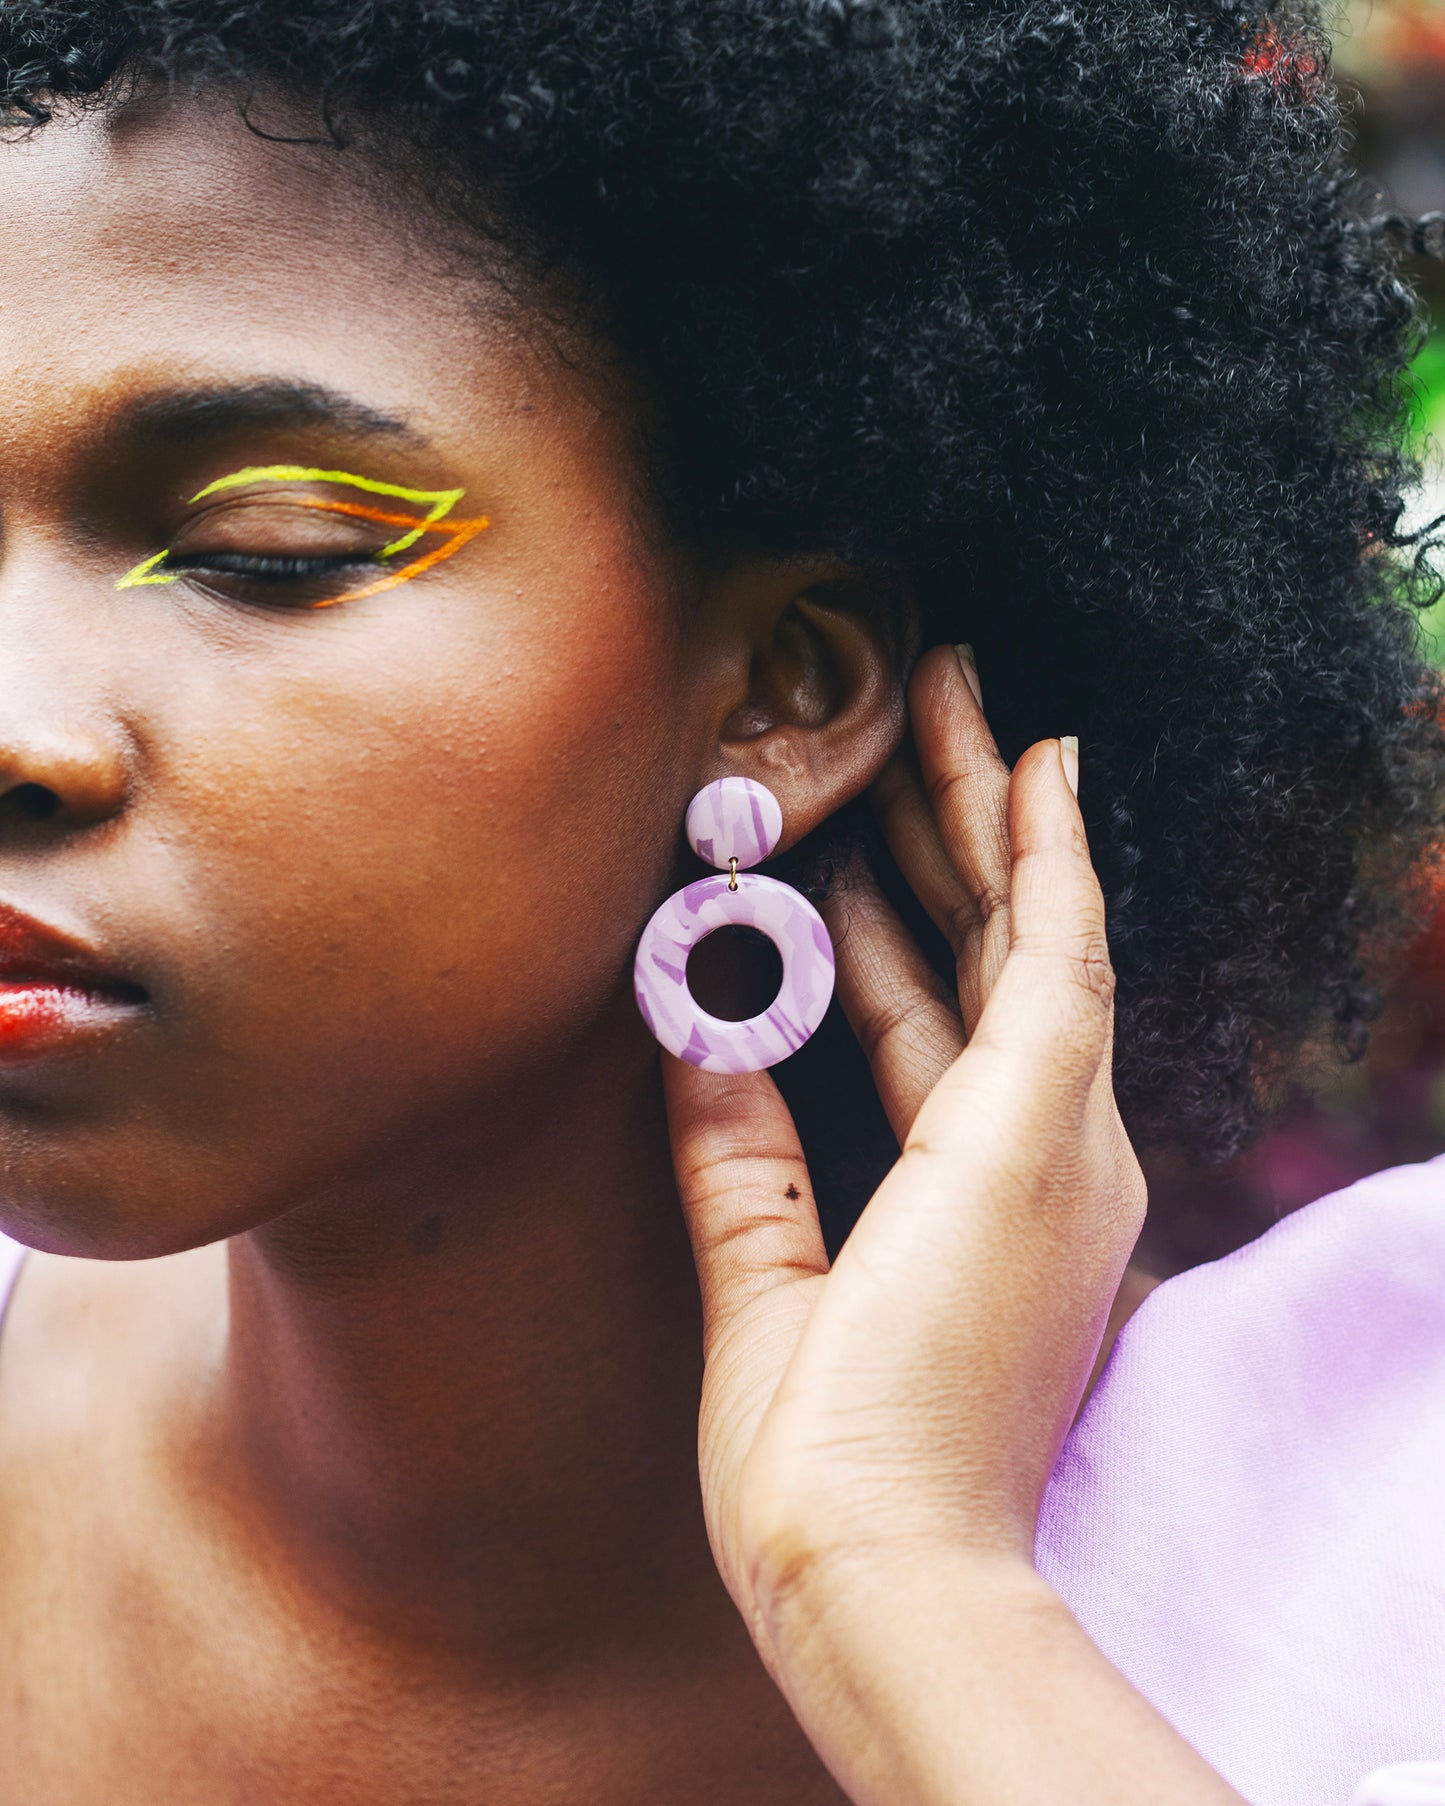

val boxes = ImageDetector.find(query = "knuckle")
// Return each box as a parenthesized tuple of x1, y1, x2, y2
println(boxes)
(925, 759, 1006, 820)
(742, 1508, 835, 1620)
(856, 994, 916, 1065)
(736, 1462, 840, 1606)
(941, 896, 981, 955)
(1068, 936, 1117, 1011)
(973, 878, 1011, 928)
(1016, 931, 1117, 1029)
(941, 884, 1007, 955)
(858, 997, 961, 1077)
(703, 1209, 808, 1257)
(923, 766, 971, 818)
(736, 1463, 902, 1633)
(675, 1144, 807, 1198)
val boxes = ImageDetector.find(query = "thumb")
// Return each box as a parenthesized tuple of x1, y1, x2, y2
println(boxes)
(663, 1056, 828, 1363)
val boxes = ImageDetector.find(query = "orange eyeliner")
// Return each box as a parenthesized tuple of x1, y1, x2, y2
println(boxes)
(118, 467, 492, 607)
(286, 496, 491, 608)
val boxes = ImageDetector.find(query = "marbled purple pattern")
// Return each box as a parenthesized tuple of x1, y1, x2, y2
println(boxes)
(685, 777, 783, 872)
(633, 872, 835, 1072)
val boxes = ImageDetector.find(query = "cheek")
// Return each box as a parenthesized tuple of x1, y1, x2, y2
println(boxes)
(0, 549, 693, 1256)
(151, 567, 688, 1100)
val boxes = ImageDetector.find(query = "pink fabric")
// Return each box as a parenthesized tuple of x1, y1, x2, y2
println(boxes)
(1, 1164, 1441, 1800)
(1038, 1155, 1445, 1805)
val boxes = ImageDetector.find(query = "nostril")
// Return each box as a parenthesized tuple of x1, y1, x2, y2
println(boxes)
(0, 783, 62, 822)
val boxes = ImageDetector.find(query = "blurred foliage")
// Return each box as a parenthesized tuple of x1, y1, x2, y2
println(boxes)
(1141, 0, 1445, 1273)
(1407, 326, 1445, 446)
(1407, 326, 1445, 659)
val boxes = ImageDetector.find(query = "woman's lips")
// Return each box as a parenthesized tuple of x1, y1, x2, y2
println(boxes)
(0, 902, 147, 1062)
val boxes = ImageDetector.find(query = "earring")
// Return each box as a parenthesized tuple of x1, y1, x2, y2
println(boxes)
(634, 776, 835, 1073)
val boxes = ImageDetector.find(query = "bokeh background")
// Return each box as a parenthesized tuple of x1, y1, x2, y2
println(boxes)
(1140, 0, 1445, 1274)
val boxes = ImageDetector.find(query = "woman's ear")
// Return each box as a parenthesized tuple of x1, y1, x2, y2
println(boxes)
(692, 557, 913, 849)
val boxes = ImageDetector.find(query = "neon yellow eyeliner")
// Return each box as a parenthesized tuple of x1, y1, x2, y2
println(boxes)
(117, 466, 487, 606)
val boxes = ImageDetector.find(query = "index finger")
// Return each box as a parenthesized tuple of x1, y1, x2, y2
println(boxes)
(663, 1060, 828, 1365)
(872, 646, 1014, 1034)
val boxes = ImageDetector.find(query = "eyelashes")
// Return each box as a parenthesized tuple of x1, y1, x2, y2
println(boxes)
(117, 466, 492, 609)
(163, 551, 371, 580)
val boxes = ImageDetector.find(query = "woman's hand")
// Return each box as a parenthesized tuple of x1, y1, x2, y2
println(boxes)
(669, 643, 1140, 1607)
(664, 645, 1245, 1805)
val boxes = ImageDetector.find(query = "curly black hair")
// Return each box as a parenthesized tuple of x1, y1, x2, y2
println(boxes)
(2, 0, 1441, 1227)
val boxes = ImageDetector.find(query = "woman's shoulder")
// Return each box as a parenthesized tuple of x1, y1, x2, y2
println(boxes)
(1092, 1151, 1445, 1415)
(1050, 1150, 1445, 1468)
(1038, 1155, 1445, 1806)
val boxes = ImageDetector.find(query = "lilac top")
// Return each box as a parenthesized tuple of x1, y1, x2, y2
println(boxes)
(0, 1158, 1443, 1801)
(1038, 1154, 1445, 1805)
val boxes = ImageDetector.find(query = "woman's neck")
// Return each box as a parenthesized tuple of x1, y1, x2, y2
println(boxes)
(210, 1024, 723, 1669)
(0, 1022, 847, 1803)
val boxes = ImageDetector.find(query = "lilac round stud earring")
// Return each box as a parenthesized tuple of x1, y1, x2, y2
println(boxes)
(633, 776, 835, 1073)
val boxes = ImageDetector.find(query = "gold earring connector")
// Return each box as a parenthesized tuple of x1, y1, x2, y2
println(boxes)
(728, 857, 739, 892)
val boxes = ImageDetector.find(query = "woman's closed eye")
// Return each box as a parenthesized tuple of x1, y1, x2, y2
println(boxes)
(116, 466, 493, 611)
(122, 502, 393, 608)
(153, 545, 386, 609)
(162, 551, 378, 579)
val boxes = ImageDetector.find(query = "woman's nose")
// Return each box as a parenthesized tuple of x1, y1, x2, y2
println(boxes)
(0, 716, 130, 830)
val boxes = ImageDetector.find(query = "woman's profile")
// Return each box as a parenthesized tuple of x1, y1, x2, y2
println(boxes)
(0, 2, 1440, 1801)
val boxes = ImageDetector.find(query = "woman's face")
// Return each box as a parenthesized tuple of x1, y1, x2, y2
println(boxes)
(0, 95, 711, 1255)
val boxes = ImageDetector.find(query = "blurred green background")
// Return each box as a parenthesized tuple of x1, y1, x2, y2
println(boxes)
(1140, 0, 1445, 1273)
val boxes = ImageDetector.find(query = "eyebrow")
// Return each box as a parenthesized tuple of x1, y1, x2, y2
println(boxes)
(106, 381, 426, 457)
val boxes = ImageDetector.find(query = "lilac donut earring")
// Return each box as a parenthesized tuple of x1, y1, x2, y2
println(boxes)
(633, 777, 835, 1072)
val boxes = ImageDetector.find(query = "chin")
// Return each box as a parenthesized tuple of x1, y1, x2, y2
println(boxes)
(0, 1150, 250, 1263)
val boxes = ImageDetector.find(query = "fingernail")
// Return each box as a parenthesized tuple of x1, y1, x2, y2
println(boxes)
(954, 643, 983, 707)
(1060, 735, 1079, 798)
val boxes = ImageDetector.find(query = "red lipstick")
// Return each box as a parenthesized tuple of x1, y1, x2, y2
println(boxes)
(0, 902, 146, 1062)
